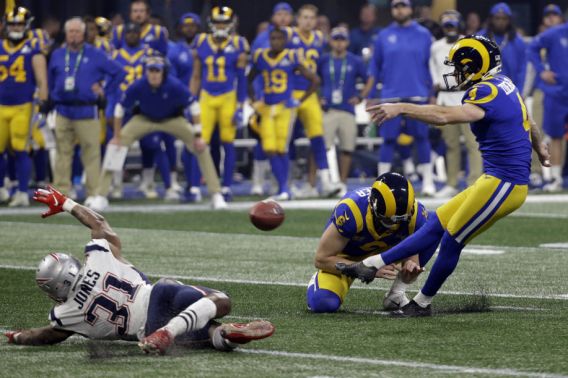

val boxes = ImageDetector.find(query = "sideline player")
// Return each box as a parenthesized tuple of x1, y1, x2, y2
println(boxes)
(3, 185, 274, 355)
(190, 6, 249, 200)
(307, 172, 428, 313)
(337, 36, 551, 316)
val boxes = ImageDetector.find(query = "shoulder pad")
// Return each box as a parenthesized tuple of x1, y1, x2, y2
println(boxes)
(84, 239, 111, 255)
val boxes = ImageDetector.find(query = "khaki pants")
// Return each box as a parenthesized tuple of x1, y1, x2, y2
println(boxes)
(54, 114, 101, 197)
(441, 123, 482, 187)
(323, 109, 357, 152)
(97, 115, 221, 196)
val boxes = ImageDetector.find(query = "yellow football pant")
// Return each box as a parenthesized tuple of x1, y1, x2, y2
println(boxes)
(293, 90, 323, 138)
(0, 103, 33, 153)
(259, 102, 296, 154)
(199, 90, 237, 144)
(436, 174, 528, 244)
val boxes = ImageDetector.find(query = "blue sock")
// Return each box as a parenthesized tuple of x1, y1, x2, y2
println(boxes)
(162, 133, 177, 170)
(140, 145, 154, 169)
(181, 148, 193, 189)
(279, 154, 290, 193)
(306, 286, 341, 313)
(7, 152, 16, 181)
(269, 155, 289, 193)
(381, 214, 445, 266)
(310, 136, 328, 170)
(154, 147, 171, 189)
(191, 155, 201, 187)
(0, 152, 6, 187)
(222, 142, 235, 188)
(14, 151, 31, 193)
(253, 143, 267, 160)
(415, 137, 431, 164)
(210, 129, 221, 175)
(33, 149, 48, 182)
(421, 232, 464, 296)
(71, 146, 83, 184)
(398, 144, 412, 160)
(379, 139, 396, 163)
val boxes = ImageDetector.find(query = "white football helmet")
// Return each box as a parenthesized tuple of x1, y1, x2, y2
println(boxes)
(36, 253, 81, 303)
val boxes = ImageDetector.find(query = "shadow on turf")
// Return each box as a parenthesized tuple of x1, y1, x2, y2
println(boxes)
(86, 340, 213, 360)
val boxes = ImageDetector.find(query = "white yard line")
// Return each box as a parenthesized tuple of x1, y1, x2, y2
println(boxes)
(1, 263, 567, 301)
(239, 349, 568, 378)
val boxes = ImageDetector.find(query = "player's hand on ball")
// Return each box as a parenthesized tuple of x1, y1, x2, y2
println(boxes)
(400, 260, 424, 284)
(33, 185, 67, 218)
(366, 103, 402, 125)
(376, 264, 398, 280)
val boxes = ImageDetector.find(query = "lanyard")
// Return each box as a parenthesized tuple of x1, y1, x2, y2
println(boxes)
(65, 46, 84, 77)
(329, 56, 347, 89)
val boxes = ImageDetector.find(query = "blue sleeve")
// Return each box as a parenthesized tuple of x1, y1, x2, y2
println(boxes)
(111, 27, 121, 50)
(528, 31, 551, 75)
(120, 82, 137, 110)
(413, 202, 429, 232)
(367, 35, 382, 88)
(513, 37, 527, 90)
(424, 35, 433, 93)
(462, 83, 496, 116)
(101, 53, 126, 101)
(330, 200, 362, 239)
(156, 27, 169, 55)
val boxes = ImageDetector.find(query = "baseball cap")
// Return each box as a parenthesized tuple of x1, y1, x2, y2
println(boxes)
(124, 22, 141, 34)
(490, 2, 512, 17)
(330, 26, 349, 40)
(179, 12, 201, 26)
(544, 4, 562, 15)
(391, 0, 412, 8)
(273, 2, 293, 14)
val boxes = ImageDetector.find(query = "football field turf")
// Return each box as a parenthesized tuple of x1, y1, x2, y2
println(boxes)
(1, 196, 568, 377)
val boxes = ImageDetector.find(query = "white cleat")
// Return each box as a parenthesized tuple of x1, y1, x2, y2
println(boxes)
(433, 185, 458, 199)
(8, 191, 30, 207)
(383, 291, 410, 311)
(543, 179, 563, 193)
(139, 183, 158, 199)
(421, 184, 437, 197)
(250, 184, 263, 196)
(270, 191, 291, 201)
(164, 187, 180, 201)
(88, 195, 109, 212)
(109, 187, 123, 199)
(211, 192, 228, 209)
(0, 187, 9, 202)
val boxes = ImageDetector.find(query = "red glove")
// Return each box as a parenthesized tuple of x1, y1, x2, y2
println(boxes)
(5, 331, 20, 344)
(33, 185, 67, 218)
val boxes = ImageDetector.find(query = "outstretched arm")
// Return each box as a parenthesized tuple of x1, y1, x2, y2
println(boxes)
(5, 326, 73, 346)
(367, 102, 485, 126)
(33, 186, 124, 262)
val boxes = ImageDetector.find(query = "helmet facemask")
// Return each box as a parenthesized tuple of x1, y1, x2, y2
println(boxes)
(210, 20, 234, 40)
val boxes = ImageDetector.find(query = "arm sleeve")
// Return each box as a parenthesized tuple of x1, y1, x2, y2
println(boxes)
(528, 32, 550, 75)
(514, 37, 528, 91)
(102, 54, 127, 99)
(156, 26, 169, 55)
(368, 34, 383, 82)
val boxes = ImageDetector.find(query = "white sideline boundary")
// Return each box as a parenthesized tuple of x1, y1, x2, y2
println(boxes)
(239, 349, 568, 378)
(1, 263, 567, 300)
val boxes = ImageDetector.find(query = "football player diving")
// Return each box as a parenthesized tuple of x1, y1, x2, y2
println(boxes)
(337, 35, 551, 317)
(307, 172, 429, 313)
(3, 186, 274, 355)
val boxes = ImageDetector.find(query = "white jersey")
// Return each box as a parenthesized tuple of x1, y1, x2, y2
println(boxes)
(49, 239, 152, 341)
(429, 37, 465, 106)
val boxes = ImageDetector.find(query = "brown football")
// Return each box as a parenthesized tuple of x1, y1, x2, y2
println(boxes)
(249, 199, 285, 231)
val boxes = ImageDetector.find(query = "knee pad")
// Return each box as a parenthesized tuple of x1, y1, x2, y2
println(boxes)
(306, 287, 341, 313)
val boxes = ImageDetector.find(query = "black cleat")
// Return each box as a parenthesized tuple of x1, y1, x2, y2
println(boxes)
(390, 300, 432, 318)
(335, 262, 377, 284)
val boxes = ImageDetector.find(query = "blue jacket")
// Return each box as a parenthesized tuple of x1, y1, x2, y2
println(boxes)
(369, 21, 432, 100)
(168, 40, 194, 86)
(121, 75, 191, 121)
(528, 23, 568, 100)
(479, 29, 527, 91)
(49, 44, 125, 120)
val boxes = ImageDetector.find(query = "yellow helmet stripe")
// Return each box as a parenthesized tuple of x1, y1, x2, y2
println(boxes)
(456, 38, 490, 80)
(406, 180, 414, 215)
(371, 181, 396, 218)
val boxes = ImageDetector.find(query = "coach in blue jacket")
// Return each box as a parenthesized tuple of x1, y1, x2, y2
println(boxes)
(50, 17, 125, 202)
(368, 0, 435, 195)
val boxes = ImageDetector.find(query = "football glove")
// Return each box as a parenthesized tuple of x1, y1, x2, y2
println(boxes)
(33, 185, 68, 218)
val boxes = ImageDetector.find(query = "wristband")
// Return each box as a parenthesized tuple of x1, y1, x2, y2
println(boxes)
(63, 198, 77, 212)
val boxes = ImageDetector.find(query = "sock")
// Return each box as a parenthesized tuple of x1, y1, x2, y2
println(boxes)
(551, 165, 562, 181)
(71, 146, 83, 184)
(142, 168, 155, 187)
(171, 171, 179, 187)
(163, 297, 217, 337)
(310, 136, 329, 170)
(413, 291, 433, 308)
(379, 139, 395, 166)
(211, 326, 238, 351)
(14, 151, 31, 193)
(415, 137, 431, 164)
(434, 154, 447, 182)
(222, 142, 235, 188)
(33, 149, 48, 183)
(253, 142, 267, 160)
(269, 155, 289, 194)
(542, 166, 551, 181)
(163, 134, 177, 169)
(421, 231, 464, 297)
(251, 159, 265, 188)
(377, 162, 392, 176)
(140, 144, 154, 169)
(364, 214, 445, 269)
(418, 162, 434, 189)
(154, 147, 171, 189)
(403, 158, 415, 177)
(0, 153, 6, 187)
(326, 147, 340, 183)
(190, 156, 201, 187)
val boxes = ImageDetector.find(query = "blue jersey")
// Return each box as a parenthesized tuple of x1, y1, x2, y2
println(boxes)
(528, 23, 568, 100)
(94, 37, 113, 56)
(168, 40, 194, 86)
(121, 75, 190, 121)
(369, 21, 432, 99)
(287, 28, 324, 91)
(479, 29, 527, 91)
(112, 44, 152, 94)
(253, 48, 299, 105)
(193, 33, 248, 96)
(318, 52, 367, 114)
(328, 187, 428, 257)
(0, 38, 42, 105)
(112, 24, 168, 56)
(462, 75, 532, 185)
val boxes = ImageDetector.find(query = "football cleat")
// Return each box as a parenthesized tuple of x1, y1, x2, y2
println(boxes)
(221, 186, 233, 202)
(0, 187, 10, 202)
(164, 187, 180, 201)
(335, 262, 377, 284)
(219, 320, 275, 344)
(211, 192, 228, 209)
(390, 300, 432, 318)
(8, 191, 30, 207)
(139, 328, 174, 355)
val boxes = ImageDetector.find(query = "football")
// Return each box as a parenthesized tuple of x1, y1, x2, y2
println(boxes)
(249, 199, 285, 231)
